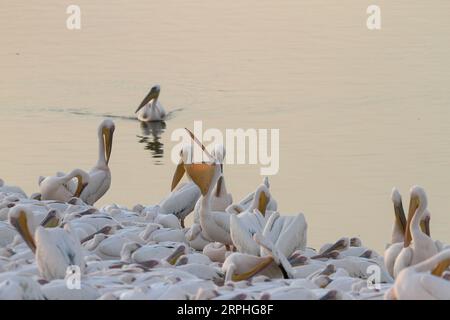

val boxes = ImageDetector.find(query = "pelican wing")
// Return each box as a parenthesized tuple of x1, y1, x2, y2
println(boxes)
(212, 211, 231, 234)
(419, 274, 450, 299)
(81, 169, 110, 205)
(230, 214, 260, 255)
(275, 213, 308, 257)
(159, 182, 201, 219)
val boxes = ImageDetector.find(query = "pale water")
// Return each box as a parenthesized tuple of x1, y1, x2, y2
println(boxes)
(1, 1, 450, 251)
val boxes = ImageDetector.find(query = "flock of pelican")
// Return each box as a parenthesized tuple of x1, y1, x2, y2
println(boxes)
(0, 85, 449, 300)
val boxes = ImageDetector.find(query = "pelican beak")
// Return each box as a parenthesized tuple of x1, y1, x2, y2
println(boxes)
(135, 87, 159, 113)
(432, 258, 450, 277)
(74, 174, 88, 198)
(10, 210, 36, 253)
(420, 215, 431, 237)
(171, 160, 186, 191)
(103, 127, 114, 165)
(40, 210, 59, 228)
(393, 199, 407, 234)
(166, 245, 186, 265)
(258, 192, 269, 216)
(404, 195, 420, 247)
(231, 256, 274, 281)
(322, 239, 347, 255)
(215, 176, 223, 197)
(184, 163, 216, 196)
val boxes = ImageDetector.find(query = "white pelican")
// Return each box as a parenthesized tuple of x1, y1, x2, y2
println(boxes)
(385, 187, 433, 277)
(174, 145, 233, 247)
(34, 223, 85, 281)
(229, 184, 272, 256)
(39, 169, 89, 202)
(386, 249, 450, 299)
(135, 85, 166, 122)
(9, 206, 85, 280)
(77, 119, 115, 205)
(260, 211, 308, 258)
(393, 186, 439, 277)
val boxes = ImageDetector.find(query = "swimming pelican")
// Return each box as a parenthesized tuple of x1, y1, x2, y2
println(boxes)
(78, 119, 115, 205)
(135, 85, 166, 122)
(39, 169, 89, 202)
(393, 186, 439, 277)
(386, 249, 450, 299)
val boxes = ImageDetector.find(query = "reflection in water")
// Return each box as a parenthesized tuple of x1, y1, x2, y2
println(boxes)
(137, 121, 166, 163)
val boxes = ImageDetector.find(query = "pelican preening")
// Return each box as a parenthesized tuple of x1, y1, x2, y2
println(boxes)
(135, 85, 167, 122)
(386, 249, 450, 299)
(8, 206, 84, 281)
(39, 169, 89, 203)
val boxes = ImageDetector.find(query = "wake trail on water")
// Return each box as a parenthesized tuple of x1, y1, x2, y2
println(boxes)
(47, 107, 184, 121)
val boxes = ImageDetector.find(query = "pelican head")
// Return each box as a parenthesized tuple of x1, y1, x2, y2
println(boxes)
(391, 187, 406, 234)
(252, 185, 271, 216)
(165, 245, 187, 265)
(170, 130, 220, 195)
(404, 185, 428, 247)
(99, 119, 115, 165)
(9, 206, 36, 253)
(39, 209, 61, 228)
(135, 85, 161, 113)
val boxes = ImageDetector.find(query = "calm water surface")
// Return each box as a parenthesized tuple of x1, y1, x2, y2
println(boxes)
(1, 1, 450, 251)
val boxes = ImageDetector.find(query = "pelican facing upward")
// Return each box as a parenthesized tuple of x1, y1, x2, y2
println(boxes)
(135, 85, 166, 122)
(173, 144, 233, 248)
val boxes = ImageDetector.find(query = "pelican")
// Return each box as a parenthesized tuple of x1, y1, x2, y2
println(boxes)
(34, 223, 85, 281)
(385, 187, 433, 277)
(173, 144, 233, 247)
(39, 169, 89, 202)
(9, 206, 85, 280)
(260, 211, 308, 258)
(229, 184, 272, 256)
(135, 85, 166, 122)
(393, 186, 439, 277)
(78, 119, 115, 205)
(386, 249, 450, 299)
